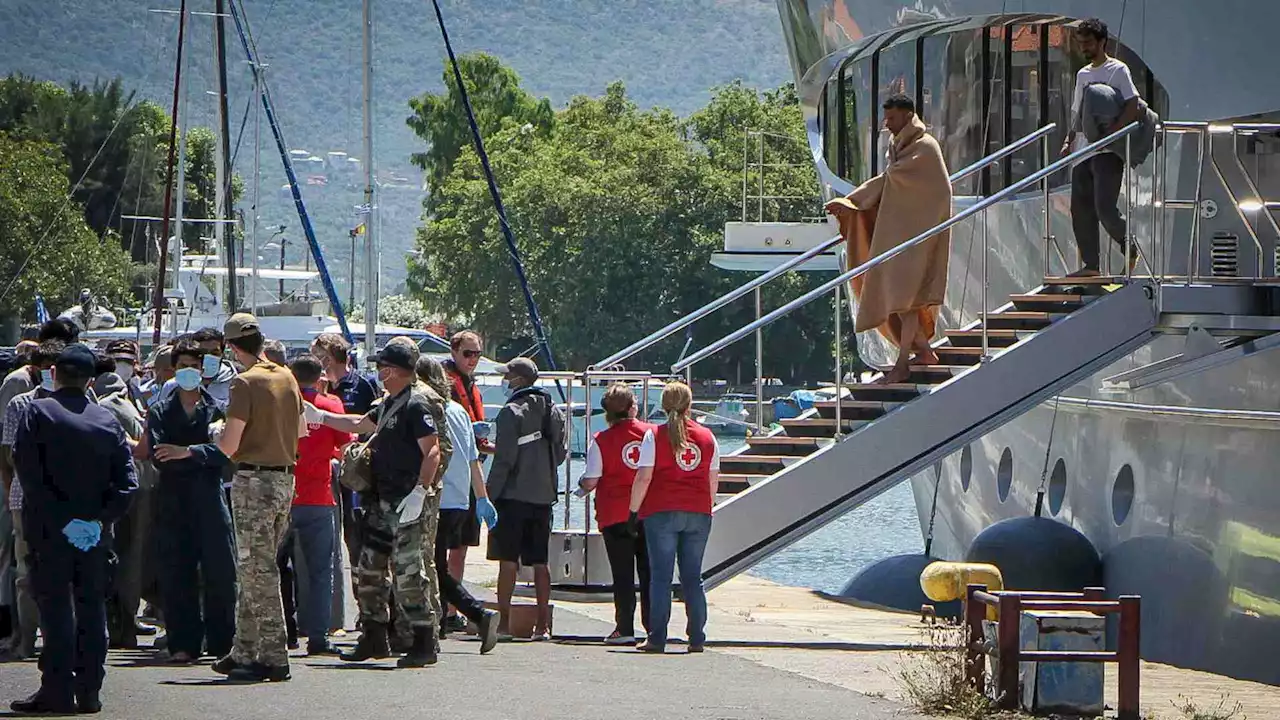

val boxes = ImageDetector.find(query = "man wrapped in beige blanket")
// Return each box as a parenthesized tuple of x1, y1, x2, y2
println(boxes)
(825, 93, 951, 384)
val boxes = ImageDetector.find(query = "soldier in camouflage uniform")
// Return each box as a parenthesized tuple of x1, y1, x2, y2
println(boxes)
(310, 341, 449, 668)
(208, 314, 304, 683)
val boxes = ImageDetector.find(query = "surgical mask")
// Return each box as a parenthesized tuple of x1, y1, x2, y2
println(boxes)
(175, 368, 202, 391)
(502, 381, 518, 399)
(201, 354, 221, 379)
(40, 369, 55, 392)
(377, 366, 393, 387)
(115, 361, 135, 382)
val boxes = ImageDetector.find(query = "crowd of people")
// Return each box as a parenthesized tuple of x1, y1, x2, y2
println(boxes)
(0, 313, 723, 714)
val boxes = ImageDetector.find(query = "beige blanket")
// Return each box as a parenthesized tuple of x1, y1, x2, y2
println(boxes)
(827, 115, 951, 344)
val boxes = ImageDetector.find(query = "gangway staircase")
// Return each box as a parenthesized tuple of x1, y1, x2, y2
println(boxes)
(702, 276, 1158, 589)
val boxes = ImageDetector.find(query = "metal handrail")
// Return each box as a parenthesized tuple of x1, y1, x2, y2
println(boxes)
(673, 122, 1140, 373)
(594, 122, 1059, 370)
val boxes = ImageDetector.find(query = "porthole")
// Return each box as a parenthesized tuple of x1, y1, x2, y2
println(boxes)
(960, 445, 973, 491)
(1047, 458, 1067, 516)
(1112, 464, 1136, 526)
(996, 447, 1013, 502)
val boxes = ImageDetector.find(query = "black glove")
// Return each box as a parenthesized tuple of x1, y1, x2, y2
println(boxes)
(626, 511, 640, 539)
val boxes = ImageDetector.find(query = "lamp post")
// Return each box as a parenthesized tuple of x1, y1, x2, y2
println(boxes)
(269, 225, 286, 300)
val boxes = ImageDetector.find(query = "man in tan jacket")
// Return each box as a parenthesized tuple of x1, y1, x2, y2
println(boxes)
(826, 93, 952, 384)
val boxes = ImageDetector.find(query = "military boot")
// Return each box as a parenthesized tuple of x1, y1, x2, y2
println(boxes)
(396, 628, 438, 668)
(341, 622, 390, 661)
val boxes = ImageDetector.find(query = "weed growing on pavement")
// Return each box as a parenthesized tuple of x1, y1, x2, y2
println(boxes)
(892, 623, 994, 720)
(1171, 694, 1245, 720)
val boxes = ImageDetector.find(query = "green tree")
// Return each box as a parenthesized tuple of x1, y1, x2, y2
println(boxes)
(405, 52, 554, 202)
(0, 132, 133, 322)
(406, 61, 847, 381)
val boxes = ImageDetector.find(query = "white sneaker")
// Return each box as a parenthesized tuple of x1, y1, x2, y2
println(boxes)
(604, 631, 636, 646)
(531, 630, 551, 642)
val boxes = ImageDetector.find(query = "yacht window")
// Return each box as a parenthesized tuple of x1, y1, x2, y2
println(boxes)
(932, 30, 984, 197)
(875, 41, 917, 175)
(1047, 458, 1067, 516)
(1007, 24, 1044, 186)
(984, 25, 1009, 193)
(996, 447, 1013, 502)
(841, 59, 870, 184)
(1112, 464, 1136, 526)
(823, 77, 842, 179)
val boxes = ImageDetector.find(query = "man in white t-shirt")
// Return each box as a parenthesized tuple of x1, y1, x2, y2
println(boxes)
(1060, 17, 1142, 278)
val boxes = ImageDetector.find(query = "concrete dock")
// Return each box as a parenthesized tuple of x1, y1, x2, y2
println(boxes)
(2, 550, 1277, 719)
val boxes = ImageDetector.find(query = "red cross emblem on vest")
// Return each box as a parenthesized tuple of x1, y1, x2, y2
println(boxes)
(676, 443, 702, 472)
(622, 440, 643, 470)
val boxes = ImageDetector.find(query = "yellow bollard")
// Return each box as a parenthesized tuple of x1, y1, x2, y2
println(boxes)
(920, 561, 1004, 620)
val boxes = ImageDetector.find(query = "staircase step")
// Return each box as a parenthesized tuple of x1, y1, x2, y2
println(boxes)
(983, 311, 1060, 330)
(907, 364, 969, 383)
(944, 329, 1022, 347)
(717, 473, 770, 493)
(813, 399, 900, 419)
(1009, 293, 1089, 311)
(719, 455, 790, 473)
(1043, 275, 1120, 285)
(933, 346, 987, 365)
(745, 436, 830, 456)
(842, 382, 929, 401)
(778, 417, 869, 438)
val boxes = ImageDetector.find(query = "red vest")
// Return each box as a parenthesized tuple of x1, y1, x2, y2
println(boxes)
(592, 419, 655, 528)
(640, 419, 717, 519)
(446, 364, 485, 422)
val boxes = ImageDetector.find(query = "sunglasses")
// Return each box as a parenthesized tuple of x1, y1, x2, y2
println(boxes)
(459, 349, 482, 359)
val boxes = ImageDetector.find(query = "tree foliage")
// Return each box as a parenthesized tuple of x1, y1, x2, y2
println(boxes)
(0, 132, 133, 319)
(407, 57, 849, 382)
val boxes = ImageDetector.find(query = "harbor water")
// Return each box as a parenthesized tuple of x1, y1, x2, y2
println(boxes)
(561, 434, 923, 594)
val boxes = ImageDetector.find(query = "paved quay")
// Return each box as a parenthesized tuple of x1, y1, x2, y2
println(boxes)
(0, 604, 922, 720)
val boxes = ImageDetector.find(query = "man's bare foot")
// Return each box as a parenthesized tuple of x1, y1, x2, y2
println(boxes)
(882, 363, 911, 384)
(913, 349, 939, 366)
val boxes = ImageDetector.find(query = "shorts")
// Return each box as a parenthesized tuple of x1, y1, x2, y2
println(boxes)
(486, 499, 552, 566)
(459, 491, 481, 547)
(437, 508, 473, 550)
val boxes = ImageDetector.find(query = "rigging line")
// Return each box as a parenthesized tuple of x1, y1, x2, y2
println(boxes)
(923, 462, 942, 556)
(0, 100, 142, 305)
(426, 0, 564, 397)
(1033, 392, 1063, 517)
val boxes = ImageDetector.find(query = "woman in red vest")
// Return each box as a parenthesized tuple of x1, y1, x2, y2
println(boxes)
(628, 381, 719, 654)
(579, 384, 655, 646)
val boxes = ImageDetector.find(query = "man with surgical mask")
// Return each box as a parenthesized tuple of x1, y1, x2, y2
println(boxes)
(154, 328, 237, 410)
(0, 340, 64, 662)
(147, 340, 236, 664)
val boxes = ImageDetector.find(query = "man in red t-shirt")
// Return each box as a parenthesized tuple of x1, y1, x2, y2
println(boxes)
(285, 356, 352, 656)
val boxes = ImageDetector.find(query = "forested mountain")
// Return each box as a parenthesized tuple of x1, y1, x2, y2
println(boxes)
(1, 0, 793, 294)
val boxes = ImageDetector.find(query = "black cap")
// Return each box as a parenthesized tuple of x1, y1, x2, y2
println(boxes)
(54, 344, 97, 377)
(371, 342, 418, 372)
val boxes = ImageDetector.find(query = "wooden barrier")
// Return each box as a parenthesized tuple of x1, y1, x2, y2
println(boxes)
(965, 584, 1141, 720)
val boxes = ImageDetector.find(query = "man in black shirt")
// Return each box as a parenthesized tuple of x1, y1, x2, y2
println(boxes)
(310, 342, 447, 668)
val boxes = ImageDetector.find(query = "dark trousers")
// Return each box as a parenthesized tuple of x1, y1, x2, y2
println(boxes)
(435, 509, 486, 630)
(1071, 152, 1128, 271)
(106, 486, 154, 648)
(601, 521, 651, 637)
(28, 533, 108, 699)
(156, 478, 238, 658)
(277, 535, 299, 645)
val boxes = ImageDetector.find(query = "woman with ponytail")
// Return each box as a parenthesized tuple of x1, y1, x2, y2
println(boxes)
(578, 383, 655, 646)
(628, 381, 720, 654)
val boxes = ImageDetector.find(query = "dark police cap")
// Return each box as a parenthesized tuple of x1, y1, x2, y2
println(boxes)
(371, 342, 418, 372)
(55, 344, 97, 376)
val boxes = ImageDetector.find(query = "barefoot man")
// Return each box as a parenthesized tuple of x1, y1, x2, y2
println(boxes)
(825, 93, 951, 384)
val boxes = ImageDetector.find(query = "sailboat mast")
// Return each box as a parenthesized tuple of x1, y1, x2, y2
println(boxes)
(362, 0, 378, 360)
(215, 0, 238, 310)
(153, 0, 188, 345)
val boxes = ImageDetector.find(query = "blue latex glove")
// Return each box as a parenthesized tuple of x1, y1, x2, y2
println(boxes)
(475, 497, 498, 530)
(471, 421, 493, 441)
(62, 519, 101, 552)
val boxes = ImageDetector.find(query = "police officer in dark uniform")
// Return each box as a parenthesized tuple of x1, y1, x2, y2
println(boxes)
(10, 345, 138, 715)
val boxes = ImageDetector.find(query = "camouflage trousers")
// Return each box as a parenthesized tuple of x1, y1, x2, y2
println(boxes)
(357, 489, 440, 631)
(229, 469, 294, 666)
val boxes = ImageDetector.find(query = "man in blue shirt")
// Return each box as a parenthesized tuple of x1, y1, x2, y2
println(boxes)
(148, 340, 237, 664)
(10, 345, 137, 715)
